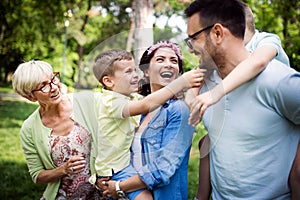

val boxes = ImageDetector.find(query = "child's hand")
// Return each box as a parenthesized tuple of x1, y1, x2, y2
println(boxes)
(96, 176, 111, 191)
(188, 87, 223, 126)
(102, 180, 118, 198)
(188, 92, 212, 126)
(181, 68, 206, 89)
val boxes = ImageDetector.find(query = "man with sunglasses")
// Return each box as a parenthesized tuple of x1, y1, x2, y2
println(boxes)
(184, 0, 300, 199)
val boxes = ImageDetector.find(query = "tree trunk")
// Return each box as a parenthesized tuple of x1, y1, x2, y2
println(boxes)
(76, 0, 91, 88)
(126, 0, 136, 53)
(76, 45, 84, 88)
(134, 0, 154, 65)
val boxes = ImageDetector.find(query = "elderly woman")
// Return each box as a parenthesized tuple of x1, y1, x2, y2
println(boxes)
(12, 60, 106, 200)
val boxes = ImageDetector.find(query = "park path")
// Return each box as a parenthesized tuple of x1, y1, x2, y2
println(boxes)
(0, 93, 31, 102)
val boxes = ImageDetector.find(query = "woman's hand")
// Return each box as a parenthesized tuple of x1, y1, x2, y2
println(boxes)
(36, 155, 86, 184)
(64, 155, 86, 175)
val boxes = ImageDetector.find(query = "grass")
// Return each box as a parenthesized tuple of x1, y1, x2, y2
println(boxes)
(189, 123, 207, 199)
(0, 99, 45, 199)
(0, 82, 14, 93)
(0, 96, 206, 199)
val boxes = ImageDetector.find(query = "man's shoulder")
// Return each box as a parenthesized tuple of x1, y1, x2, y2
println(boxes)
(256, 60, 297, 87)
(262, 59, 293, 76)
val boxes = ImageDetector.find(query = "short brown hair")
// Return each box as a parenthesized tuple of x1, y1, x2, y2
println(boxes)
(93, 49, 133, 86)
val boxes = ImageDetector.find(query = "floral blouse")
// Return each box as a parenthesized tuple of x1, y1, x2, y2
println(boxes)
(48, 122, 103, 200)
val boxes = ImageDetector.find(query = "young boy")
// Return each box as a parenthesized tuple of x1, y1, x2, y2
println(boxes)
(90, 49, 204, 200)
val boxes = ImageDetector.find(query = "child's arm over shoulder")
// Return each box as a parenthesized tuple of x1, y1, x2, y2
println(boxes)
(188, 45, 278, 126)
(221, 45, 277, 95)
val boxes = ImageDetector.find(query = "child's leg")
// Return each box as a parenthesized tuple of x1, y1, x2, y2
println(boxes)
(290, 139, 300, 200)
(134, 190, 153, 200)
(196, 135, 211, 200)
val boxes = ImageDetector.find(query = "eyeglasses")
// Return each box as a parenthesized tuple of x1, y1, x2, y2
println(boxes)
(184, 25, 214, 49)
(32, 72, 60, 93)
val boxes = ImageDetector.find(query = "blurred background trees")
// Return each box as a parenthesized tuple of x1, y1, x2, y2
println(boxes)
(0, 0, 299, 89)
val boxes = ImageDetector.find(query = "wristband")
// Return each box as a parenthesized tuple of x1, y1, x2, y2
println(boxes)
(115, 180, 127, 199)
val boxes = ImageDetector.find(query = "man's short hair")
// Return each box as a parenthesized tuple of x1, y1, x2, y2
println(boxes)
(185, 0, 246, 39)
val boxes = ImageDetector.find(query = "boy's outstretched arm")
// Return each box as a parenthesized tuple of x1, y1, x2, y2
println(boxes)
(123, 68, 206, 118)
(188, 45, 277, 126)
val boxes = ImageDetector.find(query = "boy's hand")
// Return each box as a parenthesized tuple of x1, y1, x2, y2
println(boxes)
(188, 86, 224, 126)
(188, 92, 212, 126)
(181, 68, 206, 89)
(96, 176, 111, 191)
(103, 180, 119, 198)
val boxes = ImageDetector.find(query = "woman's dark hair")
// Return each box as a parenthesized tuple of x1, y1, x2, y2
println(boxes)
(138, 41, 184, 96)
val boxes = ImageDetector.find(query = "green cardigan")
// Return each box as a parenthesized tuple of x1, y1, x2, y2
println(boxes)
(20, 91, 102, 200)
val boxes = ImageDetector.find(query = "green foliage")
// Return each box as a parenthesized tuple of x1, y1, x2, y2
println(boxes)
(153, 0, 189, 17)
(153, 26, 177, 42)
(1, 0, 299, 85)
(0, 0, 79, 83)
(244, 0, 300, 70)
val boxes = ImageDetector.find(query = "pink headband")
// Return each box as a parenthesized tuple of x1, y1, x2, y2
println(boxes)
(147, 41, 183, 60)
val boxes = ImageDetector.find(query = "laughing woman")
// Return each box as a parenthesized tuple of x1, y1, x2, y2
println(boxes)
(12, 60, 106, 200)
(101, 41, 202, 200)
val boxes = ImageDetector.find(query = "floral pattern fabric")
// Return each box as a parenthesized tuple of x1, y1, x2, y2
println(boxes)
(48, 122, 107, 200)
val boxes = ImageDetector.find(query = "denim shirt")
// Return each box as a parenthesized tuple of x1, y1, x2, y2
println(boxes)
(136, 99, 195, 200)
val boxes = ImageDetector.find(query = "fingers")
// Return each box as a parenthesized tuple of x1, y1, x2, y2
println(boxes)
(98, 180, 108, 191)
(70, 155, 86, 161)
(199, 104, 207, 121)
(102, 180, 118, 199)
(103, 190, 109, 196)
(191, 68, 206, 87)
(66, 155, 86, 174)
(97, 177, 110, 190)
(188, 96, 209, 126)
(182, 68, 206, 89)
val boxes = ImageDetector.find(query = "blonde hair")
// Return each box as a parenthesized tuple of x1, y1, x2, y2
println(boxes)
(12, 60, 53, 98)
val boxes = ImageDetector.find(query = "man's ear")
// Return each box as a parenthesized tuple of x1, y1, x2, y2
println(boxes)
(102, 76, 115, 89)
(211, 23, 224, 45)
